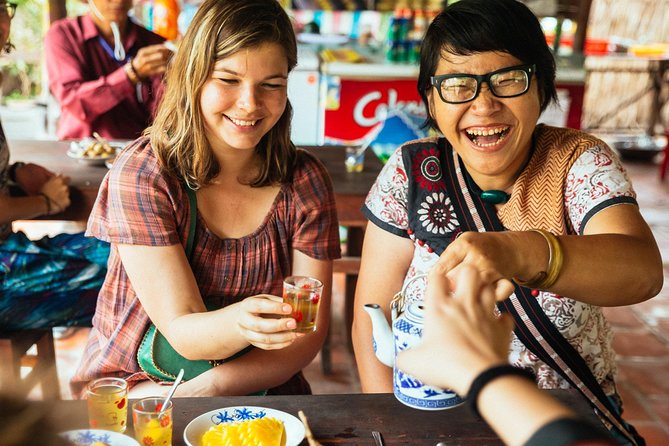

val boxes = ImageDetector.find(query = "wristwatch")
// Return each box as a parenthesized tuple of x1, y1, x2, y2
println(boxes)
(8, 161, 25, 183)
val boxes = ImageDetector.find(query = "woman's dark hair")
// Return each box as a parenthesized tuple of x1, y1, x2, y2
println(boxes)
(418, 0, 557, 131)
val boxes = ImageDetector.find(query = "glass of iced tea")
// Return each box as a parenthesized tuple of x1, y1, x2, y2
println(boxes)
(85, 377, 128, 432)
(282, 276, 324, 333)
(132, 397, 173, 446)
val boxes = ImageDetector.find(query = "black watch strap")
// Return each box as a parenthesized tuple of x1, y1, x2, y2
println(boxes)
(8, 161, 25, 182)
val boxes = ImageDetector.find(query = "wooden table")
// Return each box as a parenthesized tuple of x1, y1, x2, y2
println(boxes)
(9, 139, 383, 372)
(8, 140, 383, 225)
(49, 391, 599, 445)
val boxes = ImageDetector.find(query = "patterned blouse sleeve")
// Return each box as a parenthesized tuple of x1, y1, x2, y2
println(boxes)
(291, 152, 342, 260)
(86, 140, 183, 246)
(362, 146, 410, 238)
(565, 144, 638, 235)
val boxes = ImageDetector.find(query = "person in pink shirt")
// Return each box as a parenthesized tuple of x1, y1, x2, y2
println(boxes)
(44, 0, 173, 140)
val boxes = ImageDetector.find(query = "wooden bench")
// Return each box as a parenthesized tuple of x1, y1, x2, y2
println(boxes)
(0, 329, 60, 399)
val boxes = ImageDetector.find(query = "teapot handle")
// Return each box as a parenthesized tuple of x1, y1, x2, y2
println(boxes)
(391, 273, 428, 314)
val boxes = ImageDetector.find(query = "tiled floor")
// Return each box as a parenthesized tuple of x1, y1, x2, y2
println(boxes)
(41, 137, 669, 445)
(598, 147, 669, 446)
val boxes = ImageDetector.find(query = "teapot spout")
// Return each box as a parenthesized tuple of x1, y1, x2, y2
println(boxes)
(363, 303, 394, 367)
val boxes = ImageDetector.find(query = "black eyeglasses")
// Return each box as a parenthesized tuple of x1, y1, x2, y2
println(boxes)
(0, 2, 16, 19)
(430, 64, 535, 104)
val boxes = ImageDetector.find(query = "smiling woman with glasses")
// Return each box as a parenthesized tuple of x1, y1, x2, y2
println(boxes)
(353, 1, 660, 446)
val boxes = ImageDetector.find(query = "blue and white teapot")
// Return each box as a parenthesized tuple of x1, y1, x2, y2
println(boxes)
(363, 274, 464, 410)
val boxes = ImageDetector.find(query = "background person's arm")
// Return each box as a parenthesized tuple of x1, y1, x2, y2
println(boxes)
(0, 170, 70, 224)
(44, 24, 140, 123)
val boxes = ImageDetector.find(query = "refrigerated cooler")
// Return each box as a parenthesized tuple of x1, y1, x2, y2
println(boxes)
(320, 56, 427, 161)
(288, 46, 322, 145)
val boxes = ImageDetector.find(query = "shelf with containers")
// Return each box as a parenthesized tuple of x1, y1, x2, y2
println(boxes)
(290, 2, 444, 156)
(148, 1, 588, 150)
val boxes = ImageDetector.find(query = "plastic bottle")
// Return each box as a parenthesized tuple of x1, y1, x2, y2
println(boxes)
(408, 9, 426, 64)
(152, 0, 180, 41)
(386, 7, 403, 62)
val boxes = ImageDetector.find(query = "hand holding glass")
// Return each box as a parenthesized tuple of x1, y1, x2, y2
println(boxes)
(283, 276, 324, 333)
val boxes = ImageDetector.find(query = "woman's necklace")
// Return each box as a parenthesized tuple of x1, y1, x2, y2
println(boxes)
(480, 189, 510, 204)
(477, 134, 537, 205)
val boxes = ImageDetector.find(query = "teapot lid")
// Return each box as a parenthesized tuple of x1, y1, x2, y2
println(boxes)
(404, 301, 425, 324)
(392, 274, 427, 315)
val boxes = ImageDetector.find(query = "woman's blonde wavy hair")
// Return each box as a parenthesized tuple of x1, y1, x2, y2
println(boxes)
(147, 0, 298, 189)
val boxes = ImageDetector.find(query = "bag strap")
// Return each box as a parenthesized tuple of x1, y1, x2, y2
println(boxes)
(447, 149, 643, 446)
(185, 184, 197, 260)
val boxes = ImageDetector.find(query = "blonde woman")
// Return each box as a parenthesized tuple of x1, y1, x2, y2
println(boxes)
(72, 0, 340, 398)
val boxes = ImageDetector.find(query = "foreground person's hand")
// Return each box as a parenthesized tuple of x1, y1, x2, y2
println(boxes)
(397, 264, 515, 396)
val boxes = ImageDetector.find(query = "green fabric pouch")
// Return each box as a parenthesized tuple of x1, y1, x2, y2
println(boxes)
(137, 323, 222, 381)
(136, 185, 253, 383)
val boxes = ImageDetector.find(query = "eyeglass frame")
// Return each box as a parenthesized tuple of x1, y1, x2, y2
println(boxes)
(0, 2, 16, 19)
(430, 63, 536, 104)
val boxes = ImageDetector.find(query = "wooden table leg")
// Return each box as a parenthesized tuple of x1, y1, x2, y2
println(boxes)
(0, 335, 20, 392)
(0, 330, 60, 399)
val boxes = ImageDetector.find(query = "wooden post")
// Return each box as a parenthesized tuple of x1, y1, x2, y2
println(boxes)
(48, 0, 67, 24)
(573, 0, 593, 55)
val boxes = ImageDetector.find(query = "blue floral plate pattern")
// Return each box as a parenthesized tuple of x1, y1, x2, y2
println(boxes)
(183, 406, 305, 446)
(59, 429, 139, 446)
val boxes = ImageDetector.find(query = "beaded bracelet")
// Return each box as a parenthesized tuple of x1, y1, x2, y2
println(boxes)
(467, 364, 536, 419)
(513, 229, 564, 290)
(38, 193, 52, 216)
(125, 58, 141, 85)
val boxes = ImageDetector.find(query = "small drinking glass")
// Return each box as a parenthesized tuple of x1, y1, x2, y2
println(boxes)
(283, 276, 324, 333)
(86, 377, 128, 432)
(132, 397, 173, 446)
(345, 145, 366, 173)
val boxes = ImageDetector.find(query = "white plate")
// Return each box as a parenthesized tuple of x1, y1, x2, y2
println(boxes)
(59, 429, 139, 446)
(67, 140, 127, 166)
(183, 406, 305, 446)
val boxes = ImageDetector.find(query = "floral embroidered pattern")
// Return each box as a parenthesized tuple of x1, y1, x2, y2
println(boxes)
(412, 148, 445, 191)
(365, 152, 409, 230)
(417, 192, 457, 234)
(565, 145, 635, 234)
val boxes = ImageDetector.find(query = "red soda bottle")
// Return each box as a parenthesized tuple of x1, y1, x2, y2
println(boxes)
(152, 0, 180, 41)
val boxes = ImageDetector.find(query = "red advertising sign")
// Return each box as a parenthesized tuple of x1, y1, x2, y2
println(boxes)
(323, 76, 426, 145)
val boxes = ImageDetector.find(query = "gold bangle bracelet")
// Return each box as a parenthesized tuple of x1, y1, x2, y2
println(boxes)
(513, 229, 564, 290)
